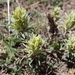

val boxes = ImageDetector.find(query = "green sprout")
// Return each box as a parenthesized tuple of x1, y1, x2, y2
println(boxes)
(25, 34, 45, 57)
(11, 7, 29, 32)
(53, 7, 60, 20)
(65, 11, 75, 30)
(53, 7, 60, 15)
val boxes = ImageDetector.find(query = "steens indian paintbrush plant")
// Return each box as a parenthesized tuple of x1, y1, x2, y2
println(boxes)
(64, 11, 75, 31)
(25, 34, 45, 57)
(11, 7, 29, 32)
(66, 34, 75, 61)
(25, 34, 51, 74)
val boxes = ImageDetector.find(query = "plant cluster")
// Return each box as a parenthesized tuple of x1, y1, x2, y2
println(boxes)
(0, 6, 75, 75)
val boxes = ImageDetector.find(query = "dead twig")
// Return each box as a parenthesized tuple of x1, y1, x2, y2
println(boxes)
(46, 13, 58, 41)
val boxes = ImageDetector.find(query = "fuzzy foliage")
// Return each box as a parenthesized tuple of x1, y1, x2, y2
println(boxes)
(53, 7, 60, 16)
(65, 11, 75, 30)
(11, 7, 29, 32)
(25, 34, 44, 57)
(66, 34, 75, 52)
(52, 7, 60, 21)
